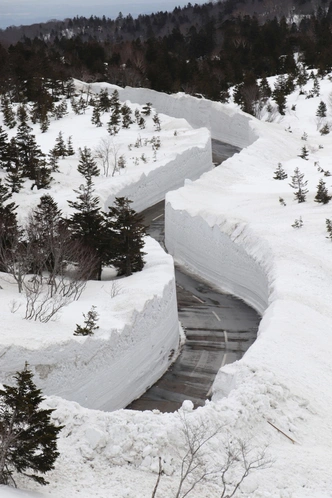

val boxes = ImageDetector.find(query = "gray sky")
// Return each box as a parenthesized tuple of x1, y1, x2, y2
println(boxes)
(1, 1, 207, 29)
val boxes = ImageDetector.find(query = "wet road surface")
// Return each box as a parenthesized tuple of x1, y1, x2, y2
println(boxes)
(127, 140, 260, 412)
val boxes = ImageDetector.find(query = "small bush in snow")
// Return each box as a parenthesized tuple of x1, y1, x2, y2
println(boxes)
(326, 219, 332, 240)
(292, 216, 303, 229)
(273, 163, 288, 180)
(74, 306, 99, 336)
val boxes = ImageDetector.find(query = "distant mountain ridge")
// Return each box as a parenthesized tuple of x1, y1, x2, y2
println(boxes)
(0, 0, 328, 45)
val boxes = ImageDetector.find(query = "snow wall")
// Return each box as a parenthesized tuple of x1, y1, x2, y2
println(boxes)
(102, 136, 212, 213)
(165, 209, 268, 315)
(77, 80, 258, 148)
(0, 243, 179, 412)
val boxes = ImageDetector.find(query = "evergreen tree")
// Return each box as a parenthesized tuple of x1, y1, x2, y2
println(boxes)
(0, 179, 19, 271)
(314, 178, 331, 204)
(91, 105, 102, 127)
(16, 123, 45, 180)
(74, 306, 99, 336)
(259, 77, 271, 102)
(77, 147, 100, 178)
(1, 95, 16, 129)
(66, 136, 75, 156)
(313, 76, 320, 97)
(0, 364, 63, 486)
(0, 126, 9, 169)
(138, 116, 146, 130)
(53, 132, 67, 159)
(272, 75, 288, 115)
(107, 109, 121, 135)
(299, 146, 309, 160)
(40, 112, 50, 133)
(98, 89, 111, 113)
(109, 89, 121, 114)
(48, 148, 60, 172)
(289, 167, 308, 203)
(67, 177, 104, 280)
(32, 159, 53, 190)
(273, 163, 288, 180)
(121, 103, 133, 128)
(27, 194, 63, 275)
(104, 197, 146, 277)
(153, 113, 161, 131)
(326, 218, 332, 240)
(65, 79, 75, 99)
(316, 101, 327, 118)
(5, 161, 25, 194)
(17, 103, 29, 125)
(142, 102, 153, 116)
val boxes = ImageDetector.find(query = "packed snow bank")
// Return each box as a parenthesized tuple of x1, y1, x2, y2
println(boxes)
(161, 80, 332, 495)
(76, 80, 258, 149)
(0, 238, 179, 411)
(100, 134, 211, 212)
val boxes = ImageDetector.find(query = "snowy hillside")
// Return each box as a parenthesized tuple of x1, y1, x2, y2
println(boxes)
(2, 70, 332, 497)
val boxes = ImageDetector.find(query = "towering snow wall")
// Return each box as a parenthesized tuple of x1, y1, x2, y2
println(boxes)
(165, 207, 269, 315)
(101, 131, 212, 213)
(76, 81, 258, 149)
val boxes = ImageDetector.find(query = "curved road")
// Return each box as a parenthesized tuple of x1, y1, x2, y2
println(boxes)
(127, 140, 260, 412)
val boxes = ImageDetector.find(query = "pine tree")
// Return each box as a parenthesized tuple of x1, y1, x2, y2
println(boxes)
(313, 77, 320, 97)
(91, 105, 102, 127)
(104, 197, 146, 276)
(99, 89, 111, 113)
(67, 177, 104, 279)
(0, 126, 9, 169)
(316, 101, 327, 118)
(299, 146, 309, 160)
(289, 167, 308, 203)
(40, 112, 50, 133)
(107, 109, 121, 135)
(273, 163, 288, 180)
(65, 78, 75, 99)
(66, 136, 75, 156)
(0, 364, 63, 486)
(77, 147, 100, 178)
(32, 159, 53, 190)
(272, 75, 287, 115)
(138, 116, 146, 130)
(326, 219, 332, 240)
(142, 102, 153, 116)
(27, 194, 63, 275)
(17, 103, 29, 125)
(53, 132, 67, 159)
(5, 161, 25, 194)
(259, 77, 271, 102)
(74, 306, 99, 336)
(0, 179, 19, 272)
(48, 148, 60, 172)
(291, 216, 303, 229)
(109, 89, 121, 114)
(314, 178, 331, 204)
(121, 103, 133, 128)
(1, 95, 16, 129)
(16, 123, 45, 180)
(152, 113, 161, 131)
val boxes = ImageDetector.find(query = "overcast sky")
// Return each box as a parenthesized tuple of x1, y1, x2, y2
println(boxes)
(1, 1, 207, 29)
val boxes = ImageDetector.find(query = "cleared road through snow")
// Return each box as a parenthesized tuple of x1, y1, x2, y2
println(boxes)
(127, 141, 260, 412)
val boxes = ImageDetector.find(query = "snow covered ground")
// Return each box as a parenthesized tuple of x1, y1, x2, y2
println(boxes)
(2, 73, 332, 497)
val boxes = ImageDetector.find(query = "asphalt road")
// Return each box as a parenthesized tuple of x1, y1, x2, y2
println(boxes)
(127, 140, 260, 412)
